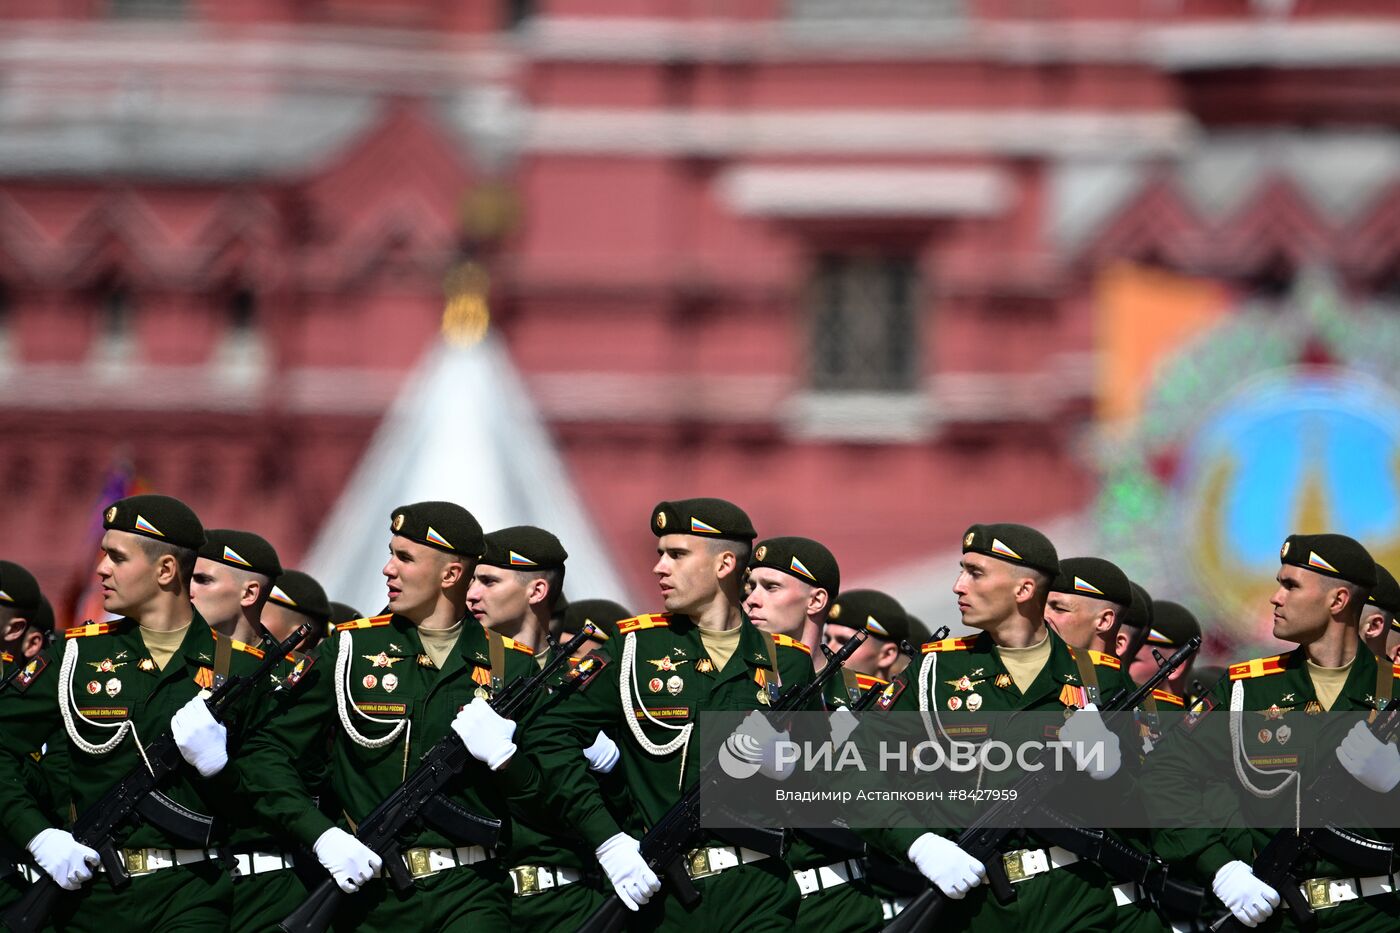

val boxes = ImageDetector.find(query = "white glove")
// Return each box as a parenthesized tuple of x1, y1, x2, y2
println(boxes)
(1058, 703, 1121, 780)
(171, 691, 228, 777)
(313, 827, 382, 894)
(1212, 860, 1280, 928)
(583, 730, 621, 774)
(829, 706, 859, 746)
(595, 832, 660, 911)
(907, 832, 986, 899)
(450, 697, 518, 771)
(26, 828, 99, 891)
(1336, 720, 1400, 793)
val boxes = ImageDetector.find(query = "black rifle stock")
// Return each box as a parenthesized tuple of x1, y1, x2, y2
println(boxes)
(883, 636, 1201, 933)
(279, 625, 597, 933)
(576, 629, 873, 933)
(1208, 699, 1400, 933)
(2, 623, 312, 933)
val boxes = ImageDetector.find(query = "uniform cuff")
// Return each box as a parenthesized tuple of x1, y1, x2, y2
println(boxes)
(1196, 842, 1240, 881)
(288, 807, 336, 849)
(8, 807, 52, 853)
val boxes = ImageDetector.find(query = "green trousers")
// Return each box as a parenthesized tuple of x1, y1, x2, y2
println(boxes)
(231, 867, 310, 933)
(332, 859, 511, 933)
(631, 857, 800, 933)
(795, 875, 884, 933)
(54, 861, 231, 933)
(510, 877, 607, 927)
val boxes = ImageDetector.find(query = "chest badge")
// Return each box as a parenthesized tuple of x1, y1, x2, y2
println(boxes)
(364, 652, 404, 669)
(648, 656, 689, 673)
(648, 677, 664, 693)
(105, 678, 122, 697)
(362, 674, 378, 689)
(994, 673, 1013, 690)
(966, 693, 983, 712)
(89, 658, 125, 673)
(947, 696, 962, 711)
(86, 680, 102, 695)
(946, 676, 984, 692)
(382, 673, 399, 693)
(666, 675, 684, 696)
(417, 654, 436, 669)
(1276, 724, 1292, 745)
(696, 658, 715, 674)
(1257, 728, 1272, 744)
(137, 658, 157, 673)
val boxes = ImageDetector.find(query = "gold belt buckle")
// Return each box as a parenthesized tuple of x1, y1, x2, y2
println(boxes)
(686, 848, 718, 880)
(124, 848, 151, 876)
(404, 847, 433, 879)
(513, 865, 541, 896)
(1304, 878, 1339, 910)
(1002, 849, 1030, 884)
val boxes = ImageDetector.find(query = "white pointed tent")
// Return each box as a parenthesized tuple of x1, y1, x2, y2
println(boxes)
(303, 335, 631, 615)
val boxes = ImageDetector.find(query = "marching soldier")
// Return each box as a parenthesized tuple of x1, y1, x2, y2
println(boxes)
(1147, 533, 1400, 931)
(239, 501, 543, 932)
(1361, 564, 1400, 664)
(526, 498, 814, 930)
(261, 570, 333, 652)
(744, 536, 838, 661)
(0, 495, 267, 932)
(870, 523, 1126, 933)
(190, 530, 282, 646)
(1, 561, 48, 667)
(465, 527, 631, 926)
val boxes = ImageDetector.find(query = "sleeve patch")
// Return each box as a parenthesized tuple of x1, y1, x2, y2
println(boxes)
(563, 651, 609, 692)
(13, 655, 49, 691)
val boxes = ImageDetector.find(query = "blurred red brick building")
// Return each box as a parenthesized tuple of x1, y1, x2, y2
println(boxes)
(3, 0, 1400, 611)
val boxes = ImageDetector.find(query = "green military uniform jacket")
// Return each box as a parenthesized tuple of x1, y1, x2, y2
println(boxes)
(525, 613, 817, 850)
(0, 611, 264, 853)
(239, 613, 543, 854)
(1146, 641, 1400, 884)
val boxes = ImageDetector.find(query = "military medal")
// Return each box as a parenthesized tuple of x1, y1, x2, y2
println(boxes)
(474, 686, 491, 700)
(648, 677, 664, 693)
(1257, 728, 1272, 744)
(105, 678, 121, 697)
(757, 689, 770, 705)
(1304, 700, 1322, 715)
(1276, 724, 1291, 745)
(138, 658, 156, 673)
(382, 673, 398, 693)
(86, 680, 101, 695)
(966, 693, 982, 712)
(417, 654, 435, 668)
(947, 696, 961, 711)
(666, 675, 684, 696)
(696, 658, 714, 674)
(362, 674, 378, 689)
(994, 673, 1012, 690)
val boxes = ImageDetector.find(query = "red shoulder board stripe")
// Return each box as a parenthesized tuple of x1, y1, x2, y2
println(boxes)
(501, 637, 534, 656)
(65, 622, 116, 639)
(0, 650, 12, 663)
(1151, 688, 1185, 707)
(1392, 663, 1400, 679)
(772, 633, 811, 655)
(1087, 650, 1121, 670)
(335, 614, 392, 632)
(617, 613, 670, 635)
(922, 637, 976, 654)
(1229, 656, 1286, 680)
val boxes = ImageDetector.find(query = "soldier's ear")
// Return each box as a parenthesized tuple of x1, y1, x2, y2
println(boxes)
(1096, 606, 1117, 634)
(524, 576, 550, 607)
(240, 578, 263, 609)
(154, 553, 180, 587)
(440, 558, 466, 588)
(807, 587, 830, 616)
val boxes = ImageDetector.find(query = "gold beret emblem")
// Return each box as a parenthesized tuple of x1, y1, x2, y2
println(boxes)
(1281, 540, 1290, 558)
(105, 506, 118, 524)
(964, 532, 975, 547)
(392, 513, 405, 532)
(829, 603, 842, 620)
(754, 545, 767, 561)
(655, 511, 667, 530)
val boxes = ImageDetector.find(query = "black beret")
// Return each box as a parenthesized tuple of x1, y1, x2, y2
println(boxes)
(104, 494, 205, 551)
(199, 529, 282, 579)
(1049, 557, 1133, 608)
(961, 523, 1058, 576)
(561, 598, 632, 642)
(1120, 581, 1154, 631)
(1144, 600, 1201, 648)
(480, 526, 568, 571)
(328, 602, 363, 626)
(749, 537, 840, 598)
(827, 589, 908, 643)
(267, 570, 332, 625)
(32, 595, 54, 634)
(1366, 564, 1400, 617)
(0, 560, 43, 615)
(1279, 533, 1376, 589)
(651, 498, 755, 541)
(905, 614, 933, 647)
(390, 501, 485, 558)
